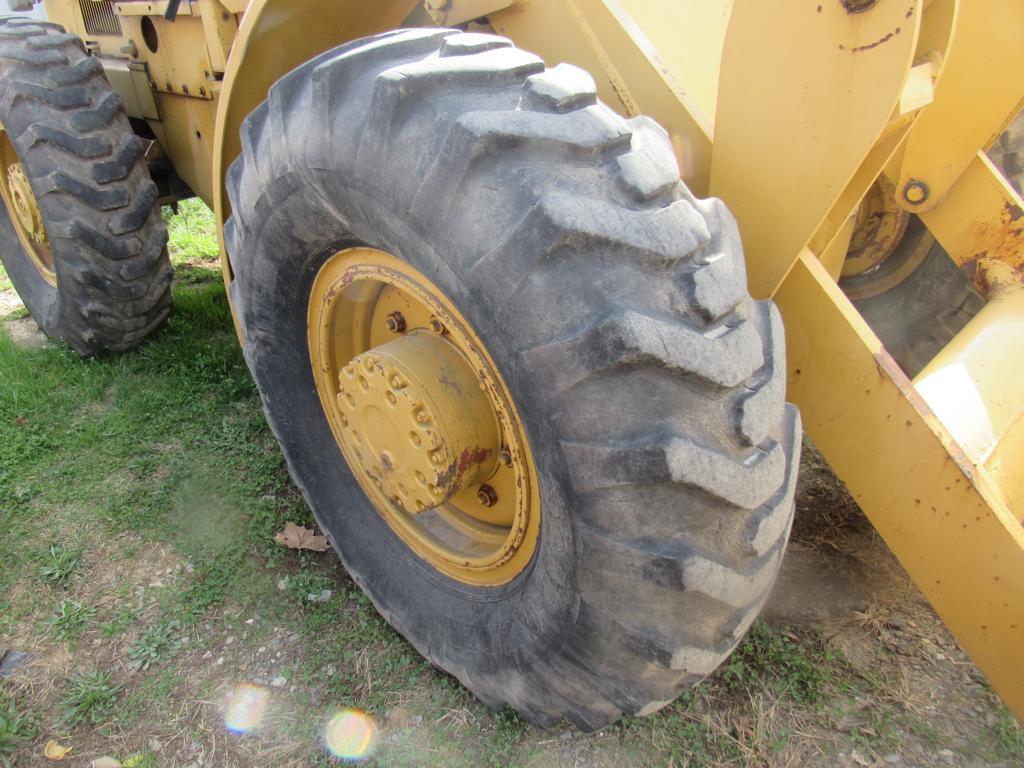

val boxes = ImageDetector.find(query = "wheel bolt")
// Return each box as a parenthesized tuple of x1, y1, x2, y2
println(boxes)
(385, 311, 406, 333)
(477, 484, 498, 507)
(430, 316, 446, 335)
(499, 449, 512, 466)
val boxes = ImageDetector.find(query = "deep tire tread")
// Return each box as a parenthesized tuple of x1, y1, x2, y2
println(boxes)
(0, 19, 170, 353)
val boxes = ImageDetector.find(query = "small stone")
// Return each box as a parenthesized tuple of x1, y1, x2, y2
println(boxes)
(92, 758, 122, 768)
(246, 618, 255, 624)
(225, 636, 235, 645)
(0, 650, 31, 678)
(216, 656, 225, 666)
(937, 749, 954, 762)
(258, 646, 266, 654)
(202, 650, 213, 660)
(271, 676, 286, 687)
(936, 652, 945, 661)
(277, 578, 289, 591)
(149, 737, 163, 752)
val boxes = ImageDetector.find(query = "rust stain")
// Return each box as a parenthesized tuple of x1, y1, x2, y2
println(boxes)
(961, 200, 1024, 290)
(437, 371, 461, 395)
(839, 27, 901, 53)
(453, 446, 494, 489)
(434, 461, 456, 489)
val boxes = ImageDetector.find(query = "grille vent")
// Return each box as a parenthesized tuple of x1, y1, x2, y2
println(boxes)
(78, 0, 122, 37)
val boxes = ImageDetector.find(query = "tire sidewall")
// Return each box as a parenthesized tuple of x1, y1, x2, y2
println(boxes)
(0, 87, 62, 335)
(236, 178, 578, 686)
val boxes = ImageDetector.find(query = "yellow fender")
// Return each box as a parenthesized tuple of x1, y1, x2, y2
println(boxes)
(212, 0, 419, 337)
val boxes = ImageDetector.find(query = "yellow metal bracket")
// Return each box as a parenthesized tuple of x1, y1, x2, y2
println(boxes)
(896, 0, 1024, 215)
(710, 0, 923, 299)
(776, 252, 1024, 722)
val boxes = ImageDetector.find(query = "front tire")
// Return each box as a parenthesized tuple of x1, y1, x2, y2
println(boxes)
(225, 29, 800, 729)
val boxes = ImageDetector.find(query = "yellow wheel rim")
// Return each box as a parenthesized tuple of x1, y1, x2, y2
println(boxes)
(308, 247, 540, 586)
(0, 119, 54, 286)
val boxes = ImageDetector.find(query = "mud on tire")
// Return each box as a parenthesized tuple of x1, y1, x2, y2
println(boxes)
(0, 17, 170, 354)
(225, 29, 801, 729)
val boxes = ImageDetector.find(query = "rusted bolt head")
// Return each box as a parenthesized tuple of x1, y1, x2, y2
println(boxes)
(182, 84, 189, 95)
(385, 311, 406, 333)
(840, 0, 877, 12)
(430, 316, 446, 335)
(499, 449, 512, 466)
(902, 179, 929, 205)
(477, 484, 498, 507)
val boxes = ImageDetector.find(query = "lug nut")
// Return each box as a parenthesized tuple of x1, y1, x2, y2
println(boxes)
(477, 484, 498, 507)
(430, 316, 446, 335)
(385, 311, 406, 333)
(499, 449, 512, 466)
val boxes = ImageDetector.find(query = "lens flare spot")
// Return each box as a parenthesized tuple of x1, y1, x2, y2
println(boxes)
(224, 684, 270, 734)
(324, 709, 377, 761)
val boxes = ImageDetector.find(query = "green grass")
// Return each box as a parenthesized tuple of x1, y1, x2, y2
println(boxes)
(47, 598, 96, 641)
(718, 621, 835, 706)
(57, 669, 121, 728)
(127, 619, 184, 671)
(0, 696, 36, 768)
(37, 544, 82, 589)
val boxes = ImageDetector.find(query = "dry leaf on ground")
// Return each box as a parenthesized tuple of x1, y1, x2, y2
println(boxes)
(274, 521, 330, 552)
(43, 739, 73, 760)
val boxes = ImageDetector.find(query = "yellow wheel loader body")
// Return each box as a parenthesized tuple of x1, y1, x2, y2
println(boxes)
(39, 0, 1024, 720)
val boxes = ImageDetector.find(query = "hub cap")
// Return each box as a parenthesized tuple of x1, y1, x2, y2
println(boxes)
(0, 119, 54, 285)
(308, 247, 540, 586)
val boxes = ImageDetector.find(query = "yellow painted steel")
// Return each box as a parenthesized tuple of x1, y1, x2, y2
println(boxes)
(307, 247, 540, 586)
(211, 0, 418, 338)
(896, 0, 1024, 215)
(776, 252, 1024, 721)
(915, 268, 1024, 520)
(912, 152, 1024, 295)
(0, 121, 54, 286)
(710, 0, 924, 299)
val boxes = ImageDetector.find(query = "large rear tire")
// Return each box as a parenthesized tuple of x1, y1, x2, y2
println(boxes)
(225, 29, 800, 729)
(0, 18, 170, 354)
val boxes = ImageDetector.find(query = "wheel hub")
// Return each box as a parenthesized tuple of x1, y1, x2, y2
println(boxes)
(6, 162, 45, 245)
(0, 118, 55, 285)
(307, 246, 540, 586)
(336, 330, 500, 513)
(843, 175, 909, 279)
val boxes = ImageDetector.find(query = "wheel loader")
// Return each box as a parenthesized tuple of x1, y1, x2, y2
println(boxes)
(0, 0, 1020, 729)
